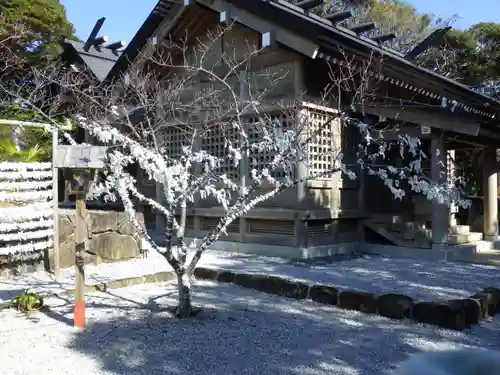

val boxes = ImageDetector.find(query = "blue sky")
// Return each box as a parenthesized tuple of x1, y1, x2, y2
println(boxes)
(405, 0, 500, 29)
(61, 0, 500, 44)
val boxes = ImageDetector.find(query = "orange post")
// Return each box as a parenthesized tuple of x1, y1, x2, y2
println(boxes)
(74, 194, 86, 329)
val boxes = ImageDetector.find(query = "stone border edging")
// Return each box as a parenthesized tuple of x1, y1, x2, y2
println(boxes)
(193, 267, 500, 331)
(0, 271, 176, 310)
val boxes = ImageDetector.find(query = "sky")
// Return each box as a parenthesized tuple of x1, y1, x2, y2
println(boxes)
(61, 0, 500, 45)
(405, 0, 500, 29)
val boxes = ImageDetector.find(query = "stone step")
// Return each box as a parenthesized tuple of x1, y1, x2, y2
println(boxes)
(370, 215, 403, 226)
(364, 220, 429, 248)
(474, 249, 500, 255)
(448, 232, 483, 245)
(391, 221, 427, 234)
(455, 249, 500, 266)
(449, 225, 470, 235)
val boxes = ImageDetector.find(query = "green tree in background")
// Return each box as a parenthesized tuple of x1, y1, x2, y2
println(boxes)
(0, 0, 75, 68)
(287, 0, 454, 51)
(420, 22, 500, 196)
(0, 0, 76, 161)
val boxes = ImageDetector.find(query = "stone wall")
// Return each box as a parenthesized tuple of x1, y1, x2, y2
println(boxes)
(58, 209, 144, 268)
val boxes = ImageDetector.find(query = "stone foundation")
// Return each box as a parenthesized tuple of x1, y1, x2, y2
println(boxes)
(58, 209, 144, 268)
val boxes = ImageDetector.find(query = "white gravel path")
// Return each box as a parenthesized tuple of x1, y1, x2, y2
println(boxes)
(1, 280, 500, 375)
(198, 252, 500, 301)
(2, 250, 500, 304)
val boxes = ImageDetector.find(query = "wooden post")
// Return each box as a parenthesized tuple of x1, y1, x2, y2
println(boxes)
(52, 129, 60, 277)
(74, 192, 86, 329)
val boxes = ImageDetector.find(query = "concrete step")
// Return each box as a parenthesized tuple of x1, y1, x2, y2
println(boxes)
(395, 221, 426, 231)
(455, 249, 500, 266)
(364, 220, 430, 248)
(448, 232, 483, 245)
(450, 225, 470, 235)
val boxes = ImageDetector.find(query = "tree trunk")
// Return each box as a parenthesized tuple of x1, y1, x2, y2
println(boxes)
(176, 272, 192, 318)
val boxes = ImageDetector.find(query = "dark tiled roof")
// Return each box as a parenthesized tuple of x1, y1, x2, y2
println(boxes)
(105, 0, 179, 82)
(106, 0, 500, 120)
(62, 39, 122, 81)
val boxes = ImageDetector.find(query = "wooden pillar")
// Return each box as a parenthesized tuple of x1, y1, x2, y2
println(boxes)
(431, 133, 449, 248)
(295, 107, 309, 248)
(483, 146, 498, 239)
(239, 71, 249, 242)
(74, 193, 86, 329)
(447, 149, 458, 227)
(51, 130, 60, 277)
(155, 182, 164, 233)
(293, 59, 309, 247)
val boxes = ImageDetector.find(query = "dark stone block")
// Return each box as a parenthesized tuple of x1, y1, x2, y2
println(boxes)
(234, 273, 308, 299)
(448, 299, 483, 327)
(482, 287, 500, 314)
(216, 271, 235, 283)
(234, 273, 267, 290)
(193, 267, 218, 280)
(267, 276, 309, 300)
(338, 290, 377, 313)
(309, 285, 338, 306)
(377, 293, 413, 319)
(469, 293, 490, 318)
(412, 301, 466, 330)
(257, 275, 308, 299)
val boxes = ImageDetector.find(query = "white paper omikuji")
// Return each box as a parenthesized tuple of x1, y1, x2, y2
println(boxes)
(0, 228, 53, 242)
(0, 180, 52, 191)
(0, 189, 52, 203)
(0, 161, 51, 171)
(0, 161, 54, 256)
(0, 239, 53, 255)
(0, 202, 52, 223)
(0, 170, 52, 181)
(0, 218, 53, 233)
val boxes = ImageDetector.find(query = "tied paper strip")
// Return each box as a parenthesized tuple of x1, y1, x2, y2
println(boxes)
(0, 162, 51, 171)
(0, 239, 53, 255)
(0, 180, 52, 191)
(0, 189, 52, 203)
(0, 170, 52, 181)
(0, 162, 54, 256)
(0, 202, 52, 223)
(0, 228, 53, 242)
(0, 218, 53, 233)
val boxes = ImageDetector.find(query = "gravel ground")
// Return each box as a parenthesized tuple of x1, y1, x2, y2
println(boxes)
(2, 250, 500, 304)
(199, 252, 500, 301)
(0, 251, 500, 301)
(1, 280, 500, 375)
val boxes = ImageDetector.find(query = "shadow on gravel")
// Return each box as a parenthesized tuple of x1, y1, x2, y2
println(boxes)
(49, 282, 500, 375)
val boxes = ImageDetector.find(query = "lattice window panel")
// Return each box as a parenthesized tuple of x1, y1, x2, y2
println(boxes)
(306, 110, 337, 179)
(247, 112, 295, 179)
(200, 123, 240, 179)
(247, 219, 295, 236)
(201, 217, 240, 233)
(158, 125, 190, 160)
